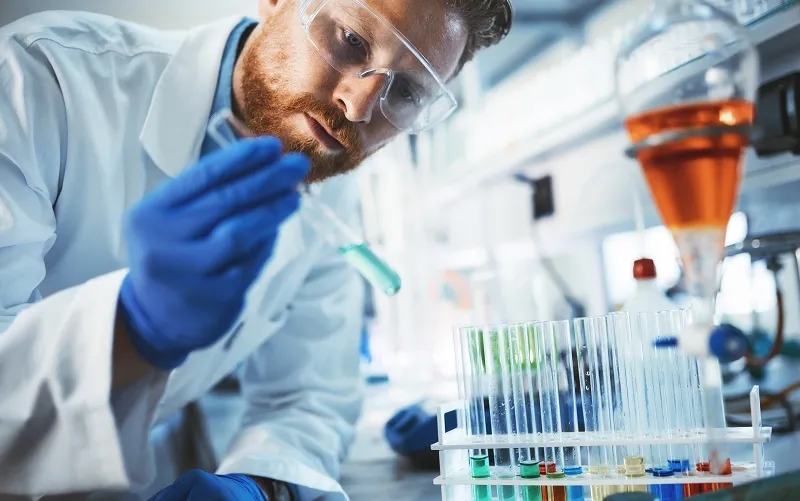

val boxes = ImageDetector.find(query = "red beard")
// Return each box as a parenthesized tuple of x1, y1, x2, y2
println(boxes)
(239, 28, 366, 184)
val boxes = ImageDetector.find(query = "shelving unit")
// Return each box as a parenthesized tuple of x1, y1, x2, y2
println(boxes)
(426, 1, 800, 208)
(432, 386, 773, 500)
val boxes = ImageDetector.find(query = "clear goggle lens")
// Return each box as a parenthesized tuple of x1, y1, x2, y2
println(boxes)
(300, 0, 457, 133)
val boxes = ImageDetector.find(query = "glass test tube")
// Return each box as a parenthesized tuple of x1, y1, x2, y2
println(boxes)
(638, 312, 671, 469)
(648, 468, 682, 501)
(564, 466, 584, 500)
(521, 322, 543, 465)
(656, 311, 682, 463)
(608, 313, 647, 495)
(535, 322, 564, 471)
(701, 356, 730, 475)
(510, 324, 538, 499)
(559, 322, 584, 501)
(667, 310, 695, 494)
(206, 109, 401, 296)
(575, 317, 620, 501)
(597, 316, 631, 495)
(606, 314, 636, 478)
(609, 313, 643, 459)
(464, 327, 491, 501)
(520, 461, 543, 501)
(483, 325, 518, 501)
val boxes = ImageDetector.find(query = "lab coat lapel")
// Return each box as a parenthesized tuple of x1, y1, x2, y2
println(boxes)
(139, 17, 242, 178)
(138, 15, 306, 285)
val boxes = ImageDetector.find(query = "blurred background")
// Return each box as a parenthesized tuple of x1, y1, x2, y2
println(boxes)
(3, 0, 800, 499)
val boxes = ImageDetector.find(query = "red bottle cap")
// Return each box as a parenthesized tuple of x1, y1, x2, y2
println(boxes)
(633, 258, 657, 280)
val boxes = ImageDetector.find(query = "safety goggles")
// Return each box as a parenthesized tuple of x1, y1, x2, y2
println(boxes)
(299, 0, 458, 134)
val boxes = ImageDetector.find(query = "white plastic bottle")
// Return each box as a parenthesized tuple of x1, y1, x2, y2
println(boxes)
(622, 258, 677, 313)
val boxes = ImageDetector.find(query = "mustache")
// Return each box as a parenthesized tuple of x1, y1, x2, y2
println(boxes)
(284, 93, 361, 151)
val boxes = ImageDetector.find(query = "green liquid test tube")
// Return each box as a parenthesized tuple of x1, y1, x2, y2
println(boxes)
(470, 455, 491, 501)
(520, 461, 542, 501)
(339, 243, 401, 295)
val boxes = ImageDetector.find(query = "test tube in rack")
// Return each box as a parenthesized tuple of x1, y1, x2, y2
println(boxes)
(483, 326, 517, 501)
(463, 326, 490, 501)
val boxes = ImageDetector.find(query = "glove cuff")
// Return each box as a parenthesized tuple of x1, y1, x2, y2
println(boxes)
(118, 278, 188, 370)
(221, 474, 269, 501)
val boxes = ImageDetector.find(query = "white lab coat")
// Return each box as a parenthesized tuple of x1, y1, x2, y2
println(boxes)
(0, 11, 364, 500)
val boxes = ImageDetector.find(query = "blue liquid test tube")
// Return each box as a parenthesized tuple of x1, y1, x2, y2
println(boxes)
(207, 109, 401, 296)
(649, 467, 683, 500)
(564, 466, 584, 500)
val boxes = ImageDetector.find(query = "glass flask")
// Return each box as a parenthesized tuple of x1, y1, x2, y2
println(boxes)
(614, 0, 759, 475)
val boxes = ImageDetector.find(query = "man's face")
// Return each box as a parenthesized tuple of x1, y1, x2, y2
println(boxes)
(236, 0, 468, 183)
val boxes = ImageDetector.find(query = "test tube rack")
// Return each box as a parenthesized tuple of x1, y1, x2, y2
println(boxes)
(440, 313, 773, 500)
(432, 386, 772, 500)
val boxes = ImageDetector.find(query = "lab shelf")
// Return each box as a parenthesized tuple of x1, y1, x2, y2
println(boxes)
(427, 1, 800, 207)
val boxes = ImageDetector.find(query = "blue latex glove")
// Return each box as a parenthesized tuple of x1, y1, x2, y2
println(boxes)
(119, 138, 309, 369)
(149, 471, 267, 501)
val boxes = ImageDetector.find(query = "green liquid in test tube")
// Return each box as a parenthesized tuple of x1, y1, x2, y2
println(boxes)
(207, 109, 402, 297)
(339, 243, 401, 295)
(470, 455, 491, 501)
(520, 461, 542, 501)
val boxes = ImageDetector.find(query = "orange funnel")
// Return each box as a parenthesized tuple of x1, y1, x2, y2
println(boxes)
(623, 99, 755, 300)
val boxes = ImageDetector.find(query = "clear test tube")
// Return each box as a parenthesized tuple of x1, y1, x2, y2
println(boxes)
(637, 311, 671, 470)
(655, 311, 680, 459)
(557, 321, 584, 501)
(575, 317, 617, 501)
(464, 326, 491, 501)
(453, 326, 468, 437)
(520, 321, 543, 465)
(664, 310, 694, 492)
(536, 321, 569, 501)
(603, 314, 629, 471)
(595, 316, 634, 496)
(701, 355, 730, 475)
(484, 325, 518, 501)
(509, 324, 541, 501)
(608, 313, 644, 459)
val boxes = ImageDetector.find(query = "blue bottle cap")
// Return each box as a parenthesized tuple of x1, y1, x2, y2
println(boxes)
(653, 467, 675, 477)
(564, 466, 583, 476)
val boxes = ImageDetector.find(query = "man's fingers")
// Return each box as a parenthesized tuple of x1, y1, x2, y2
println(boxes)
(181, 154, 309, 236)
(142, 192, 298, 277)
(151, 137, 283, 207)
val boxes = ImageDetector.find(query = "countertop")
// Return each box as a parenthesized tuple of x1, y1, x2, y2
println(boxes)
(198, 378, 800, 501)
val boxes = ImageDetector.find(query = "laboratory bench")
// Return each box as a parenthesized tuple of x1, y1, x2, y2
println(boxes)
(196, 376, 800, 501)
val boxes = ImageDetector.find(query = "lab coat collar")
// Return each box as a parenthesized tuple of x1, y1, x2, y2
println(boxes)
(140, 16, 243, 178)
(140, 17, 307, 274)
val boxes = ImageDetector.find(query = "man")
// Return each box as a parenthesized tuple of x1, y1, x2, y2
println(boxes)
(0, 0, 510, 499)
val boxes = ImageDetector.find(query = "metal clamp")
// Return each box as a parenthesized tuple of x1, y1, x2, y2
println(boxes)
(624, 124, 753, 158)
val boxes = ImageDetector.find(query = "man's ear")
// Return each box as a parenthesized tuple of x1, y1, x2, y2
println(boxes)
(257, 0, 282, 22)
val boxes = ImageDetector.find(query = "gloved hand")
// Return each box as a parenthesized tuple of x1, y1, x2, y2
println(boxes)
(149, 471, 267, 501)
(119, 138, 309, 370)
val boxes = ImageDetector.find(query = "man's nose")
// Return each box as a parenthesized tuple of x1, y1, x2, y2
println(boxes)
(333, 73, 387, 124)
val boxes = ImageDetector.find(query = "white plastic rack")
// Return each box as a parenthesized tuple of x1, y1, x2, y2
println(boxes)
(432, 386, 773, 500)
